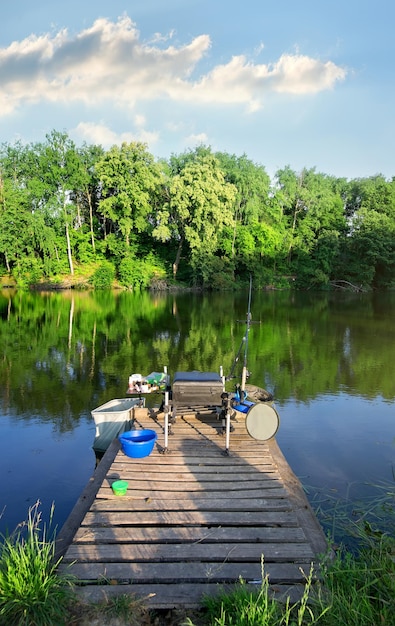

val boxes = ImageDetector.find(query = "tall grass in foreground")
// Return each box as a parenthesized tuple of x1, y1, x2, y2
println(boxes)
(184, 536, 395, 626)
(0, 501, 74, 626)
(186, 494, 395, 626)
(314, 534, 395, 626)
(189, 560, 330, 626)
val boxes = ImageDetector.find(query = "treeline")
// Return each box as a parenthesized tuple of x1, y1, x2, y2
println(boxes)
(0, 130, 394, 290)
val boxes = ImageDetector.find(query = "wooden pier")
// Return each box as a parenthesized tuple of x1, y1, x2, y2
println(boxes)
(57, 407, 328, 609)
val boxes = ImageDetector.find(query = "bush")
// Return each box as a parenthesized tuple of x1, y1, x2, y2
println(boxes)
(12, 257, 44, 288)
(118, 256, 148, 289)
(89, 261, 116, 289)
(118, 254, 166, 289)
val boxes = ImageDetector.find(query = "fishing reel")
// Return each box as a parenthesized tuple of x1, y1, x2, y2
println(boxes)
(219, 392, 236, 435)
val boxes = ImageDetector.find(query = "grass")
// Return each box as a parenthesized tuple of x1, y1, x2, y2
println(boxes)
(189, 559, 330, 626)
(182, 535, 395, 626)
(314, 534, 395, 626)
(184, 487, 395, 626)
(69, 593, 151, 625)
(0, 501, 74, 626)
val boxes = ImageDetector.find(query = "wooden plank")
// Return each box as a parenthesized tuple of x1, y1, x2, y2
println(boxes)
(72, 525, 308, 544)
(110, 453, 275, 466)
(81, 509, 299, 527)
(54, 438, 120, 561)
(92, 478, 283, 491)
(59, 560, 313, 584)
(104, 469, 281, 481)
(96, 488, 288, 501)
(75, 582, 307, 608)
(108, 462, 277, 473)
(91, 496, 290, 511)
(266, 438, 329, 557)
(64, 541, 315, 563)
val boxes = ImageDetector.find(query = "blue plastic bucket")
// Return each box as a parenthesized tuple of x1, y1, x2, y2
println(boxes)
(118, 429, 157, 458)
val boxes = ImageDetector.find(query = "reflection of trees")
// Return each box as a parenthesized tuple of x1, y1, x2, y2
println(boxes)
(248, 291, 395, 402)
(0, 290, 393, 434)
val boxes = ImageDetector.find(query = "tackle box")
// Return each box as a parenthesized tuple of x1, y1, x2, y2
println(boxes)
(172, 371, 224, 407)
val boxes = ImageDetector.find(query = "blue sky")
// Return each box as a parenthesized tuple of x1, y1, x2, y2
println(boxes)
(1, 0, 394, 179)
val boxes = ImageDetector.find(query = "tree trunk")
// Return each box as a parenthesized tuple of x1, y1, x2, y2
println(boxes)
(65, 220, 74, 275)
(173, 236, 184, 279)
(4, 251, 10, 273)
(87, 188, 96, 252)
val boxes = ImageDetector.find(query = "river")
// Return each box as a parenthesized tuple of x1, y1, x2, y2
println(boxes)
(0, 288, 394, 545)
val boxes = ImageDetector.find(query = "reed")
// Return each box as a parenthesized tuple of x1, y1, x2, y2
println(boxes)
(0, 501, 74, 626)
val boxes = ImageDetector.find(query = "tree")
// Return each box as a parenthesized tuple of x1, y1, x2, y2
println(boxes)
(96, 142, 162, 253)
(36, 130, 86, 275)
(342, 209, 395, 288)
(0, 177, 54, 281)
(152, 152, 236, 282)
(215, 152, 279, 275)
(73, 143, 105, 255)
(0, 142, 58, 280)
(274, 166, 347, 284)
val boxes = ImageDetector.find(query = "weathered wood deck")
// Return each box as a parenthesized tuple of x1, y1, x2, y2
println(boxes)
(57, 406, 328, 609)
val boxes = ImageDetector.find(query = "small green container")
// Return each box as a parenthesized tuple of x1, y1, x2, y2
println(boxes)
(111, 480, 128, 495)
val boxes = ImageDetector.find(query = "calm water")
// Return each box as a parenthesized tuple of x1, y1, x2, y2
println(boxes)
(0, 289, 394, 543)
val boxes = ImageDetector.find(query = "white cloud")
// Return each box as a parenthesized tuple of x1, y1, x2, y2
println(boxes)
(184, 132, 209, 147)
(188, 53, 346, 109)
(73, 120, 159, 147)
(269, 53, 347, 94)
(0, 15, 347, 118)
(134, 114, 146, 127)
(148, 29, 176, 45)
(254, 42, 265, 55)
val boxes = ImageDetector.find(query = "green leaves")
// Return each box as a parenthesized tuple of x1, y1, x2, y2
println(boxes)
(96, 142, 163, 248)
(1, 132, 395, 290)
(160, 150, 236, 281)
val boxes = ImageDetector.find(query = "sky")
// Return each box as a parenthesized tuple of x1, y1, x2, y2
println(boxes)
(1, 0, 395, 180)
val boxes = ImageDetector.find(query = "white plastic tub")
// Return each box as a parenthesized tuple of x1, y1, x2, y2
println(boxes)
(91, 397, 145, 453)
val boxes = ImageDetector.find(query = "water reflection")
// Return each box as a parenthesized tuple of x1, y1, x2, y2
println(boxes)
(0, 289, 394, 541)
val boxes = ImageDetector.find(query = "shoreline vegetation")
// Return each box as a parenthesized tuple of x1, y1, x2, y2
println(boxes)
(1, 494, 394, 626)
(0, 271, 369, 294)
(1, 133, 395, 294)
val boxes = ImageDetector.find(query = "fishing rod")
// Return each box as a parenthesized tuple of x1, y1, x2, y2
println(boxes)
(226, 276, 254, 394)
(241, 275, 253, 395)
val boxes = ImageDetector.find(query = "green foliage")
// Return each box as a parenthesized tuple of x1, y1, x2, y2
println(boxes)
(314, 535, 395, 626)
(193, 254, 236, 289)
(118, 254, 166, 289)
(346, 209, 395, 288)
(199, 560, 326, 626)
(12, 257, 44, 288)
(0, 502, 74, 626)
(186, 536, 395, 626)
(73, 229, 97, 263)
(96, 141, 163, 246)
(157, 150, 236, 280)
(215, 151, 271, 225)
(89, 261, 116, 289)
(1, 132, 395, 290)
